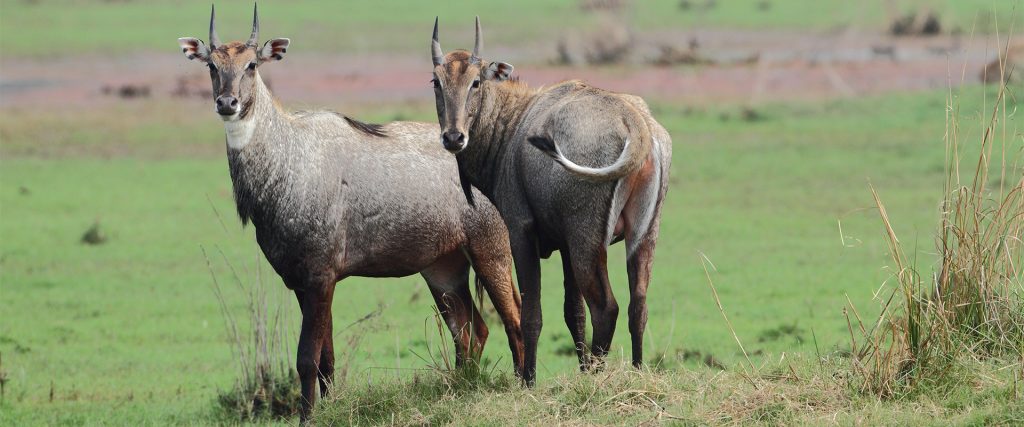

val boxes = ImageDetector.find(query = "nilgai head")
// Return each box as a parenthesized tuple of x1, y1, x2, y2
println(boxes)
(430, 17, 514, 153)
(177, 4, 289, 120)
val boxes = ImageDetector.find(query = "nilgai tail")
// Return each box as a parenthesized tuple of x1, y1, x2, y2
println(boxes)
(527, 104, 654, 181)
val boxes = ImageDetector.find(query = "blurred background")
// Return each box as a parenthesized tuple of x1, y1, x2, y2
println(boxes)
(2, 0, 1022, 423)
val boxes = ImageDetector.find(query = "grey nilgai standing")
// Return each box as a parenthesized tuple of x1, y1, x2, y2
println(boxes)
(177, 6, 524, 422)
(429, 18, 672, 385)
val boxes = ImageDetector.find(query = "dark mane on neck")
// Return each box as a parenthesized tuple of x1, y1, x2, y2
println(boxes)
(337, 113, 388, 138)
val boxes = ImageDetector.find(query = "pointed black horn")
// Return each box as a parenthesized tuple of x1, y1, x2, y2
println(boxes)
(209, 4, 220, 48)
(471, 16, 482, 63)
(246, 3, 259, 47)
(431, 17, 444, 66)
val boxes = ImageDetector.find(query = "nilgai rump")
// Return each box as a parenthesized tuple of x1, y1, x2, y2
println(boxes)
(429, 18, 672, 385)
(177, 6, 524, 422)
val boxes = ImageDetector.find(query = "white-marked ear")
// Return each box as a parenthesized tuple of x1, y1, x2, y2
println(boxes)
(484, 61, 514, 81)
(178, 37, 210, 62)
(259, 38, 291, 62)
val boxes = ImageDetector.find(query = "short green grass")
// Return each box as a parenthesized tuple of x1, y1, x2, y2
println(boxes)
(2, 82, 1016, 423)
(1, 0, 1021, 58)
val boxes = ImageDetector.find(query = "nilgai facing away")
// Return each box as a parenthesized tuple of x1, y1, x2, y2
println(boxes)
(177, 6, 524, 422)
(429, 18, 672, 385)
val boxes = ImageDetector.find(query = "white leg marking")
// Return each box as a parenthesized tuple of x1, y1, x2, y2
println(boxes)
(625, 137, 662, 258)
(606, 178, 627, 246)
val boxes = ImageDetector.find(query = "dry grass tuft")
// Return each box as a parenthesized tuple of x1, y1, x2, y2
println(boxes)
(80, 221, 107, 245)
(202, 246, 302, 421)
(851, 37, 1024, 398)
(709, 368, 849, 426)
(890, 10, 943, 37)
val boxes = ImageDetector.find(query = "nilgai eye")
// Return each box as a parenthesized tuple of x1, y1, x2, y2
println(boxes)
(431, 78, 441, 89)
(247, 62, 257, 71)
(471, 80, 480, 89)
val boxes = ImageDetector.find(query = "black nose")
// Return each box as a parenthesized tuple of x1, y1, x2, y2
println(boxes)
(216, 96, 239, 115)
(442, 130, 466, 152)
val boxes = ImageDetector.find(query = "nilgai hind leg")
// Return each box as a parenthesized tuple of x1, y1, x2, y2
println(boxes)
(626, 223, 660, 367)
(560, 251, 590, 370)
(465, 235, 526, 375)
(622, 153, 667, 368)
(569, 245, 619, 369)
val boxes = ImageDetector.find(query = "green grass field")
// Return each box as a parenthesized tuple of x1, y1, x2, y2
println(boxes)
(1, 0, 1021, 57)
(2, 83, 1015, 424)
(3, 0, 1023, 424)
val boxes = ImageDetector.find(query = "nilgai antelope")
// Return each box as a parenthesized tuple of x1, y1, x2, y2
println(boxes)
(429, 18, 672, 385)
(178, 6, 524, 421)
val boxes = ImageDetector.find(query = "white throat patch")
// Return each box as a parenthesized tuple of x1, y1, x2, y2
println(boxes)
(223, 117, 256, 150)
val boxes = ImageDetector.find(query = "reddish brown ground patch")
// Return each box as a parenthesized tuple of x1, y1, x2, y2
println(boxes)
(0, 30, 998, 112)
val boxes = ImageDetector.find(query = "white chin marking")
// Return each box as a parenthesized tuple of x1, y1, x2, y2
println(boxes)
(224, 117, 255, 150)
(220, 113, 240, 122)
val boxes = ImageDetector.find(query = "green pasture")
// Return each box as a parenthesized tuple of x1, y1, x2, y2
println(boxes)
(1, 0, 1022, 57)
(2, 82, 1014, 423)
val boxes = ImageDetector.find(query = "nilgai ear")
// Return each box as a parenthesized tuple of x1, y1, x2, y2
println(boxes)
(178, 37, 211, 62)
(484, 61, 514, 81)
(259, 38, 291, 62)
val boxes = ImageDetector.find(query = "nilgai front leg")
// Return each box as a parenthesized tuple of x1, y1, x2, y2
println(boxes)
(295, 283, 335, 423)
(318, 306, 335, 397)
(294, 289, 336, 399)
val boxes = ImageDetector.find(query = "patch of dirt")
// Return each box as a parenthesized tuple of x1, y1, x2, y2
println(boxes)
(0, 29, 995, 112)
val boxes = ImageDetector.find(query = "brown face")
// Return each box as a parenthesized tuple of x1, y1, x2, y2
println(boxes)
(429, 18, 514, 154)
(432, 51, 483, 153)
(177, 6, 290, 121)
(206, 42, 259, 118)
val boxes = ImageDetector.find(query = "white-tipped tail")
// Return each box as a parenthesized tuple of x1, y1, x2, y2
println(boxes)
(529, 135, 635, 181)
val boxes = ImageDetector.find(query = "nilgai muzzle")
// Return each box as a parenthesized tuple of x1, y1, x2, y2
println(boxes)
(178, 6, 524, 422)
(429, 17, 672, 385)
